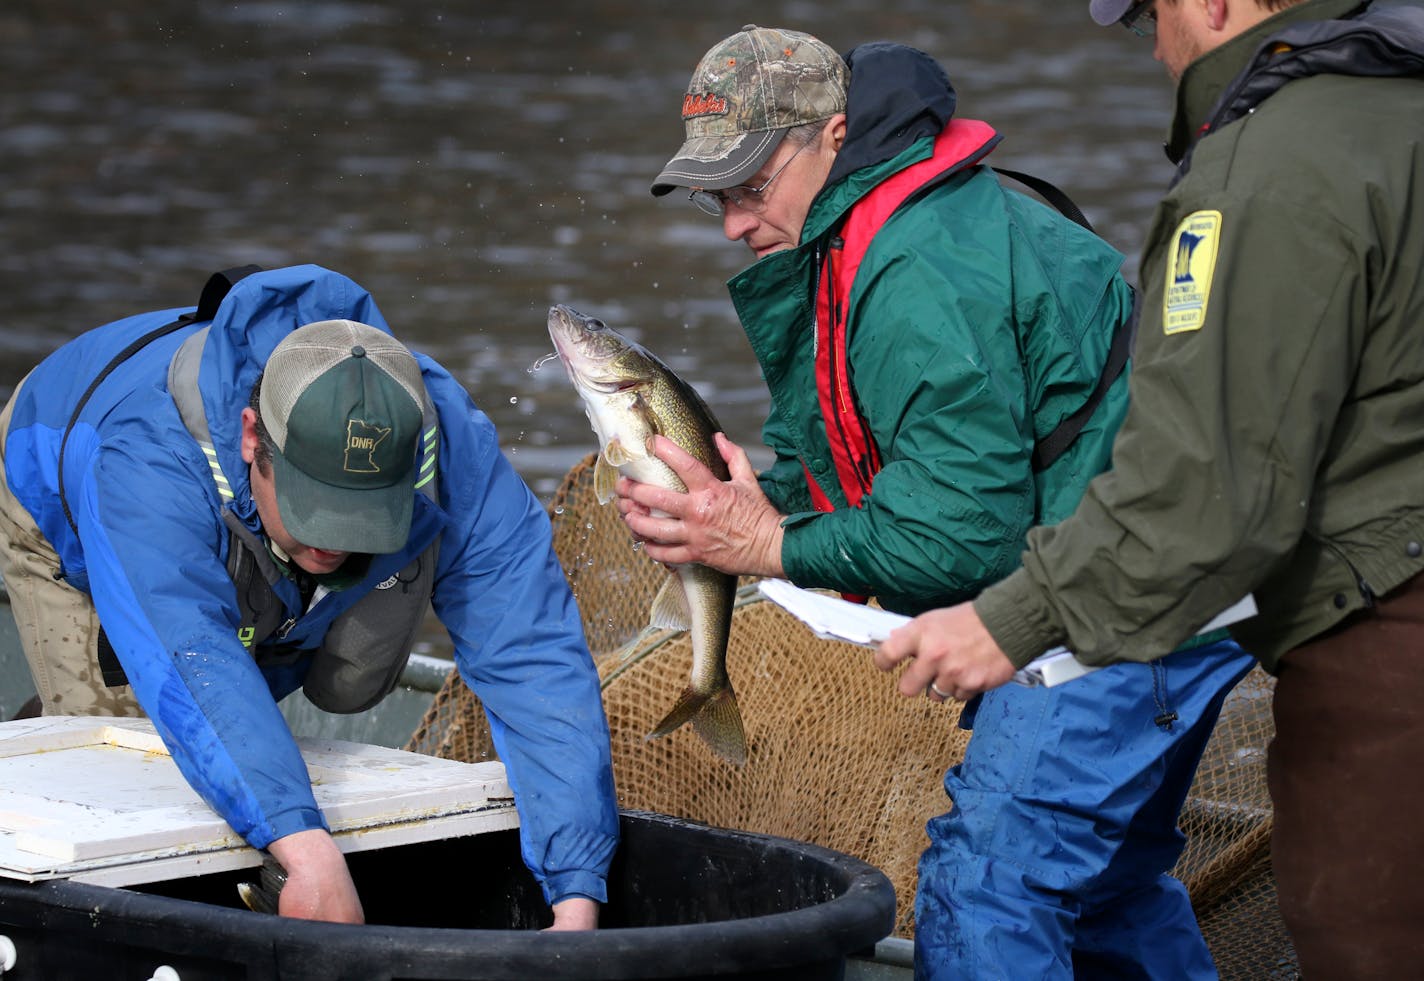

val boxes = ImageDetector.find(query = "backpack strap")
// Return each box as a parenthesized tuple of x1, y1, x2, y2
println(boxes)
(993, 167, 1134, 472)
(992, 167, 1095, 233)
(58, 265, 262, 537)
(1031, 291, 1136, 472)
(71, 265, 262, 690)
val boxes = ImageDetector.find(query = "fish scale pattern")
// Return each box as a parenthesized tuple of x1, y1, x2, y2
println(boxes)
(407, 453, 1296, 975)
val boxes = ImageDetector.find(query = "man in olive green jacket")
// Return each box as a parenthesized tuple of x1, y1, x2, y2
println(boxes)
(878, 1, 1424, 975)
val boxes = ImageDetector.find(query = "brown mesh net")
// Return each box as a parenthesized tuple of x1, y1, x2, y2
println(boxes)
(406, 453, 1297, 973)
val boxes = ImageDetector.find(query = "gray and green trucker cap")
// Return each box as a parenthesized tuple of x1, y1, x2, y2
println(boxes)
(260, 319, 424, 555)
(651, 25, 848, 196)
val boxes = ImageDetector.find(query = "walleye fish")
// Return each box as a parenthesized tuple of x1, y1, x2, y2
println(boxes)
(547, 304, 746, 766)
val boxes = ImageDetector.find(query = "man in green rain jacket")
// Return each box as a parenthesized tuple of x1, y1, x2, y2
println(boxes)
(618, 26, 1253, 979)
(880, 1, 1424, 975)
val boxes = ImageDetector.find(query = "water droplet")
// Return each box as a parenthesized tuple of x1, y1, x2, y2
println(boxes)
(509, 396, 518, 404)
(553, 506, 565, 515)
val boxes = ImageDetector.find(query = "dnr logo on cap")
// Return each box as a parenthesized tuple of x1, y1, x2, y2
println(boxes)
(344, 419, 392, 474)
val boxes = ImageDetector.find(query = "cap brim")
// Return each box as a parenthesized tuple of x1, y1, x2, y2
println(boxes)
(650, 127, 787, 196)
(270, 449, 414, 555)
(1090, 0, 1135, 26)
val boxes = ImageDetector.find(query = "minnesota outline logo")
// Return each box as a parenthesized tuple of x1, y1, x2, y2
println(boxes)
(343, 419, 391, 474)
(1164, 210, 1222, 335)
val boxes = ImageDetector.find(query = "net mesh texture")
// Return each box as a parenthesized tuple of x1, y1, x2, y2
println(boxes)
(406, 453, 1297, 976)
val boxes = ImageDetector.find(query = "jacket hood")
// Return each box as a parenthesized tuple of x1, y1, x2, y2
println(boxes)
(824, 42, 957, 188)
(196, 265, 391, 520)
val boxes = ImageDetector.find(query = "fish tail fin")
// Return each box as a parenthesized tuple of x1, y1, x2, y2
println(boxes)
(692, 683, 747, 767)
(647, 682, 747, 767)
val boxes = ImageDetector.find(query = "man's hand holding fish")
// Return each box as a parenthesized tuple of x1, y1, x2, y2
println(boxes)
(615, 432, 786, 579)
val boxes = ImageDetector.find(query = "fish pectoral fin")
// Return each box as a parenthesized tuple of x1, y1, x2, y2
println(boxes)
(603, 437, 634, 466)
(647, 683, 747, 767)
(593, 453, 620, 505)
(648, 574, 692, 631)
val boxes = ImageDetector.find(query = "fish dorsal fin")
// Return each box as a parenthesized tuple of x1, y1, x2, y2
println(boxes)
(649, 573, 691, 631)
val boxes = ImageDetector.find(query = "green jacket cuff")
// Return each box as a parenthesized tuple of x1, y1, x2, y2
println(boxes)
(777, 511, 819, 584)
(973, 568, 1066, 670)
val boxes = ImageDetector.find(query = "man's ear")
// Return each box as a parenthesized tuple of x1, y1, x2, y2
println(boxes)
(240, 407, 258, 465)
(1206, 0, 1232, 33)
(824, 113, 847, 153)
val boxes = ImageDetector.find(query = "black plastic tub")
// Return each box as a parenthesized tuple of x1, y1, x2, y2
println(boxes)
(0, 810, 895, 981)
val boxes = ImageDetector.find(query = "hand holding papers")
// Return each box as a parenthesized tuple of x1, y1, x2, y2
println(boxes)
(756, 579, 1257, 688)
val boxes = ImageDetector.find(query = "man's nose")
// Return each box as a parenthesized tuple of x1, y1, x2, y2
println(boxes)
(722, 207, 757, 243)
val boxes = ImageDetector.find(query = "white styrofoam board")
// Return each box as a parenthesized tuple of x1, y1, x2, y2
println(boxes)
(0, 716, 517, 886)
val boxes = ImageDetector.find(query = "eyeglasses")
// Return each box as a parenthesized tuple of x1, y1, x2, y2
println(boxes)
(1120, 0, 1157, 37)
(688, 139, 813, 217)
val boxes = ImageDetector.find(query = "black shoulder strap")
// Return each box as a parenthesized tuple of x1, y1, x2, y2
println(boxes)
(85, 265, 263, 688)
(58, 265, 262, 537)
(1031, 288, 1138, 472)
(989, 167, 1135, 472)
(992, 167, 1095, 233)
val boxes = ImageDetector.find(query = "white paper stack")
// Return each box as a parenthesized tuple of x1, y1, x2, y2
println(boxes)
(756, 579, 1257, 689)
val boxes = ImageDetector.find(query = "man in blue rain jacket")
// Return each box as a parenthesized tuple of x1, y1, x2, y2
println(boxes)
(0, 264, 618, 928)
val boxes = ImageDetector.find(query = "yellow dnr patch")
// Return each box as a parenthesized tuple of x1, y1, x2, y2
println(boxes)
(1163, 210, 1222, 335)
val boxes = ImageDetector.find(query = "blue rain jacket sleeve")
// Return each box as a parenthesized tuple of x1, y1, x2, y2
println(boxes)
(70, 421, 327, 847)
(424, 367, 619, 906)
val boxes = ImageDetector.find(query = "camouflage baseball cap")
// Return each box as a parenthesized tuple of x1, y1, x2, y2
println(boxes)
(651, 25, 848, 196)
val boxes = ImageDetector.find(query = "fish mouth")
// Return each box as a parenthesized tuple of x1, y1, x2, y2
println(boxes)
(547, 304, 633, 392)
(546, 305, 588, 367)
(548, 304, 602, 349)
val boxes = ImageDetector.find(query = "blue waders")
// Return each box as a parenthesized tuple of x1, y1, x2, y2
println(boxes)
(914, 638, 1255, 980)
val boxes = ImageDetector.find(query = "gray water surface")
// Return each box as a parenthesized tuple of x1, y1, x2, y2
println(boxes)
(2, 1, 1175, 497)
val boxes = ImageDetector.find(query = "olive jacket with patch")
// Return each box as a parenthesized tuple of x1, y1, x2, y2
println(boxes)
(978, 0, 1424, 672)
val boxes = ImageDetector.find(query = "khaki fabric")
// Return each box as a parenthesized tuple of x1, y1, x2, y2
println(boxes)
(0, 377, 142, 717)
